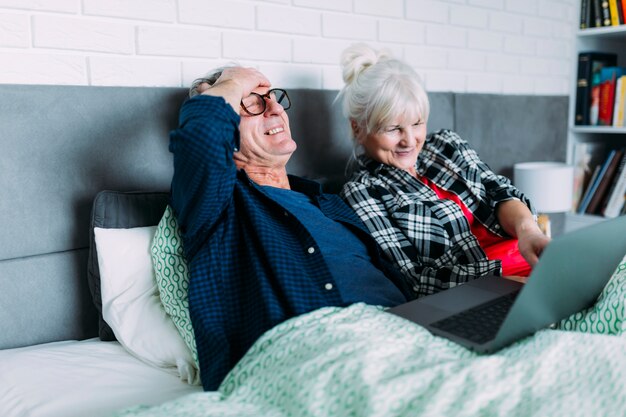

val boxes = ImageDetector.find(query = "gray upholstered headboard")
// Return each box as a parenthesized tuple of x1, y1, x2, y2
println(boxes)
(0, 84, 567, 349)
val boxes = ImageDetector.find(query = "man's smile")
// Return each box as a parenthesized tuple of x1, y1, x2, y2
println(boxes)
(265, 127, 284, 135)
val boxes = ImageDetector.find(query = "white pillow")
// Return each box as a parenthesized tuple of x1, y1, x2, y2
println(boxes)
(94, 226, 200, 385)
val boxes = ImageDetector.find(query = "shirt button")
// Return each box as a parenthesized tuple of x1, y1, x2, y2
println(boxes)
(324, 283, 333, 290)
(284, 211, 289, 217)
(307, 247, 315, 254)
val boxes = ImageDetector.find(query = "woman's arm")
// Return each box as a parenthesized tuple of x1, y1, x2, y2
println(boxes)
(341, 179, 502, 298)
(435, 131, 549, 268)
(495, 199, 550, 267)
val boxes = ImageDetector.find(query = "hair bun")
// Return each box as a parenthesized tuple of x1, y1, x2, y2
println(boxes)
(340, 43, 392, 85)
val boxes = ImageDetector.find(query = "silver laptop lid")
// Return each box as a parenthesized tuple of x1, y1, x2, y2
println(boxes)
(492, 215, 626, 350)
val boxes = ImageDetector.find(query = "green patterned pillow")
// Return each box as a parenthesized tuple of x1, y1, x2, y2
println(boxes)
(151, 205, 198, 367)
(558, 253, 626, 335)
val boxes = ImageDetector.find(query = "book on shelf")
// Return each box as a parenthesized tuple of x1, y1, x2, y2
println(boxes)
(609, 0, 622, 25)
(578, 0, 626, 29)
(578, 149, 619, 213)
(613, 0, 626, 25)
(581, 0, 591, 28)
(602, 152, 626, 217)
(578, 164, 603, 213)
(598, 67, 626, 126)
(581, 0, 609, 28)
(575, 52, 617, 126)
(590, 69, 603, 125)
(592, 0, 604, 27)
(601, 0, 613, 26)
(620, 197, 626, 215)
(572, 148, 587, 211)
(571, 142, 606, 210)
(585, 149, 623, 214)
(613, 75, 626, 127)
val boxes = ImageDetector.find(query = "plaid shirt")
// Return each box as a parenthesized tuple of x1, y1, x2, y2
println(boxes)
(341, 129, 535, 299)
(169, 95, 410, 391)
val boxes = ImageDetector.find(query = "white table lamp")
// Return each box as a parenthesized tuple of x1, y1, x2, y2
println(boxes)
(514, 162, 574, 237)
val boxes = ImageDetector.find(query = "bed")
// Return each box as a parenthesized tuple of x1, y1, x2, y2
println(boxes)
(0, 339, 201, 417)
(118, 296, 626, 417)
(0, 189, 204, 417)
(5, 84, 624, 417)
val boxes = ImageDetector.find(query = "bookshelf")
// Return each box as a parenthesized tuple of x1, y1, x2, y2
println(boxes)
(566, 2, 626, 233)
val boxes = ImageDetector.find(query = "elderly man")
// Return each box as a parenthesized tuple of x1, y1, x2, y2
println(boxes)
(170, 66, 410, 390)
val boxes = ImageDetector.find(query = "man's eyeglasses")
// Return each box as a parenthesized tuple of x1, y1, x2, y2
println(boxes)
(240, 89, 291, 116)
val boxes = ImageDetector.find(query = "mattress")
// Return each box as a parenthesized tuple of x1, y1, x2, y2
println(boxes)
(0, 338, 202, 417)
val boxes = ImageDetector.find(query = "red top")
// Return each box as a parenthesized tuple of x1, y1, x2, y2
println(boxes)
(418, 176, 531, 277)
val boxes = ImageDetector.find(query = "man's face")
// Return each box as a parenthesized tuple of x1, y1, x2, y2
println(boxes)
(236, 86, 296, 168)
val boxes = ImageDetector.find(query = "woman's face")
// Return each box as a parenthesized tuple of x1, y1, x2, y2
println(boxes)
(358, 115, 427, 175)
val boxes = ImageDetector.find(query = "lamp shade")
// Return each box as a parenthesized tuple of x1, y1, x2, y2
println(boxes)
(514, 162, 574, 213)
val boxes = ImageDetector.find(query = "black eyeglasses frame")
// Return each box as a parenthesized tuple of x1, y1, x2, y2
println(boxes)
(240, 88, 291, 116)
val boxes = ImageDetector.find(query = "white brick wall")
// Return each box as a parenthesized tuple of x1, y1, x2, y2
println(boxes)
(0, 0, 577, 94)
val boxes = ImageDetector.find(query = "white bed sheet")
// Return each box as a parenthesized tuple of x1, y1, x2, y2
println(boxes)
(0, 338, 202, 417)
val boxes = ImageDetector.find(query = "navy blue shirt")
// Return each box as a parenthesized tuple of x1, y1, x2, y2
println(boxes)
(262, 186, 406, 306)
(169, 95, 410, 391)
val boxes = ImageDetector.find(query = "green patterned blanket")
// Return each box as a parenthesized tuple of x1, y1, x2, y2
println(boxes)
(116, 256, 626, 417)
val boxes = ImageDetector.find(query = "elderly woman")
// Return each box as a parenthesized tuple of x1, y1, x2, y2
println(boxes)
(337, 44, 550, 299)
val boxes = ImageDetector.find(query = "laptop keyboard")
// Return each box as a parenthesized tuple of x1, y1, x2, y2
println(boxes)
(430, 290, 520, 345)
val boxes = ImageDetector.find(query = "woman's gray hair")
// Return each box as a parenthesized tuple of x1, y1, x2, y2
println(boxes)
(188, 63, 241, 98)
(337, 43, 430, 139)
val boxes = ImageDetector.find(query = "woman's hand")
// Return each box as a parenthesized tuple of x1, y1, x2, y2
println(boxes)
(495, 199, 550, 267)
(517, 229, 550, 267)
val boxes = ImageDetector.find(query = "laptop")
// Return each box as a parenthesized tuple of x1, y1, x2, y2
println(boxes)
(388, 215, 626, 353)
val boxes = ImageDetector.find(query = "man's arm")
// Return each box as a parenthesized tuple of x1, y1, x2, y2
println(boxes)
(169, 96, 240, 259)
(196, 67, 270, 112)
(169, 67, 272, 259)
